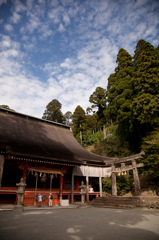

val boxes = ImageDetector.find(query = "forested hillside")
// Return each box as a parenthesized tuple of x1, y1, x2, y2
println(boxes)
(41, 39, 159, 194)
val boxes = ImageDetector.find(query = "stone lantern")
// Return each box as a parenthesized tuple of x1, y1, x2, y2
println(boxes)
(14, 177, 27, 212)
(79, 181, 87, 204)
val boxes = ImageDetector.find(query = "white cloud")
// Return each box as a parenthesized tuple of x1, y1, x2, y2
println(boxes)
(0, 0, 159, 118)
(0, 0, 7, 6)
(63, 15, 70, 25)
(1, 35, 12, 48)
(58, 23, 65, 32)
(4, 24, 13, 31)
(10, 12, 21, 24)
(12, 0, 26, 13)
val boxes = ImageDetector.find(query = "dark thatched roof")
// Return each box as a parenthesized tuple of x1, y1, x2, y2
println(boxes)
(0, 108, 113, 165)
(0, 108, 144, 166)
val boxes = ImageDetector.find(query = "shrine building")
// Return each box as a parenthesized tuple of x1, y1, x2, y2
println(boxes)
(0, 108, 144, 206)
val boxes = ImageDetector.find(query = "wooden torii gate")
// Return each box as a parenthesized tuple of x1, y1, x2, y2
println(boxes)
(105, 152, 145, 196)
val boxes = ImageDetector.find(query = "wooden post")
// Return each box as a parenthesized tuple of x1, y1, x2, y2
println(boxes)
(99, 167, 102, 197)
(34, 173, 38, 206)
(99, 176, 102, 197)
(71, 167, 74, 203)
(0, 155, 5, 189)
(23, 164, 28, 183)
(59, 175, 63, 200)
(103, 125, 107, 139)
(132, 160, 141, 196)
(50, 175, 53, 193)
(86, 175, 89, 202)
(89, 177, 92, 187)
(111, 164, 117, 196)
(21, 164, 28, 205)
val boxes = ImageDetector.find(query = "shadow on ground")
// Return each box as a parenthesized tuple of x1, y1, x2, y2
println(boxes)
(0, 208, 159, 240)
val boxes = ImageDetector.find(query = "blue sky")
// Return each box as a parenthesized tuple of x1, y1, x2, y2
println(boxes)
(0, 0, 159, 118)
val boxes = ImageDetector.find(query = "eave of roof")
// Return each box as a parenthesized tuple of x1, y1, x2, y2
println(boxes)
(0, 107, 70, 129)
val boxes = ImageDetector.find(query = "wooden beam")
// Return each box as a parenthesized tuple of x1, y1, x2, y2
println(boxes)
(112, 163, 144, 173)
(104, 152, 145, 165)
(0, 155, 5, 189)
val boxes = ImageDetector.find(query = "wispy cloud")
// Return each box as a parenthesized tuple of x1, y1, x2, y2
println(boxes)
(0, 0, 159, 118)
(4, 23, 13, 31)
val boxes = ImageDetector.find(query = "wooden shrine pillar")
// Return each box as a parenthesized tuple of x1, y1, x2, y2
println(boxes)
(86, 166, 89, 202)
(111, 164, 117, 196)
(86, 175, 89, 202)
(71, 167, 74, 203)
(23, 164, 28, 183)
(59, 175, 63, 200)
(99, 168, 103, 197)
(132, 160, 141, 196)
(99, 177, 102, 197)
(0, 155, 5, 189)
(21, 164, 28, 204)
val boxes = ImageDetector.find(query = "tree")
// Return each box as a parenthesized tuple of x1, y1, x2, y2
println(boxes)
(84, 114, 98, 133)
(141, 128, 159, 175)
(106, 73, 117, 122)
(86, 107, 92, 115)
(107, 48, 133, 125)
(0, 105, 15, 111)
(89, 87, 106, 120)
(64, 111, 72, 126)
(141, 128, 159, 193)
(42, 99, 64, 123)
(71, 105, 86, 143)
(132, 40, 159, 128)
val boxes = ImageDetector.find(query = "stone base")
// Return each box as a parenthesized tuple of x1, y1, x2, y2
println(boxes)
(13, 205, 24, 212)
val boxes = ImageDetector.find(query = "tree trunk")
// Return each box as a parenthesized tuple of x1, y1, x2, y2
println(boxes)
(80, 124, 82, 145)
(103, 125, 107, 139)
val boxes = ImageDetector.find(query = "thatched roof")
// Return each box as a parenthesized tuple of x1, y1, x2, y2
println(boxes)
(0, 108, 144, 166)
(0, 108, 111, 165)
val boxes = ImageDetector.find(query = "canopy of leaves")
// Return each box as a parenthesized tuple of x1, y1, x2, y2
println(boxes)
(141, 128, 159, 175)
(64, 111, 72, 126)
(71, 105, 85, 135)
(132, 40, 159, 128)
(89, 87, 106, 120)
(42, 99, 64, 123)
(107, 48, 133, 125)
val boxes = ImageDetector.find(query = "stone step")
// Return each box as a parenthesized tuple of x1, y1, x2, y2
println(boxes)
(88, 196, 159, 209)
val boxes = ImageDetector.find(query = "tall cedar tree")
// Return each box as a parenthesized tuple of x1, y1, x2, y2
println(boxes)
(106, 48, 138, 150)
(64, 111, 72, 126)
(131, 40, 159, 145)
(42, 99, 64, 123)
(106, 73, 117, 122)
(71, 105, 85, 136)
(89, 87, 106, 122)
(107, 48, 133, 124)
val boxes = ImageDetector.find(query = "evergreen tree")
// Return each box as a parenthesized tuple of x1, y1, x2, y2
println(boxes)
(71, 105, 85, 136)
(89, 87, 106, 120)
(131, 40, 159, 146)
(84, 114, 98, 133)
(0, 105, 15, 111)
(42, 99, 64, 123)
(64, 111, 72, 126)
(132, 40, 159, 126)
(107, 48, 133, 125)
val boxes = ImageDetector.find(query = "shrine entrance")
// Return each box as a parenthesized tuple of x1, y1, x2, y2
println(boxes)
(111, 152, 145, 196)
